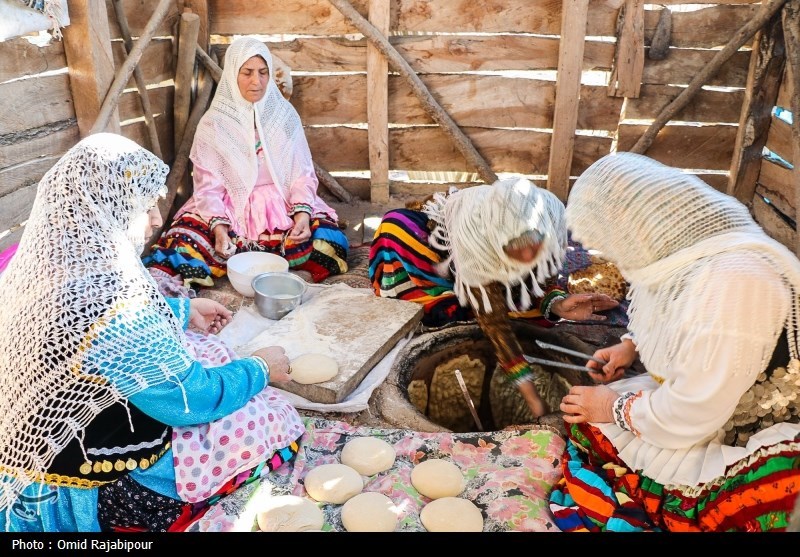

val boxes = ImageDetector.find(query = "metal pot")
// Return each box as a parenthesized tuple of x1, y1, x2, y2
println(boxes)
(251, 272, 308, 320)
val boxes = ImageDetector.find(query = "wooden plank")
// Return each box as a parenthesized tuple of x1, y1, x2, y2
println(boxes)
(105, 0, 182, 39)
(306, 126, 611, 175)
(118, 86, 174, 123)
(645, 4, 758, 49)
(728, 16, 786, 203)
(547, 0, 589, 201)
(0, 37, 66, 83)
(642, 50, 750, 87)
(766, 112, 794, 162)
(624, 85, 744, 123)
(759, 157, 795, 209)
(693, 173, 729, 192)
(367, 0, 390, 204)
(0, 181, 42, 234)
(784, 0, 800, 256)
(174, 12, 201, 157)
(0, 74, 74, 136)
(617, 124, 737, 170)
(121, 117, 175, 165)
(777, 65, 793, 109)
(209, 0, 365, 35)
(111, 38, 174, 86)
(756, 181, 794, 220)
(608, 0, 645, 98)
(753, 193, 795, 250)
(0, 158, 58, 198)
(0, 124, 79, 171)
(185, 0, 210, 51)
(62, 0, 119, 137)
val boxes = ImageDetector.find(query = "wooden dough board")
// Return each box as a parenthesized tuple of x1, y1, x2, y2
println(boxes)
(239, 285, 422, 404)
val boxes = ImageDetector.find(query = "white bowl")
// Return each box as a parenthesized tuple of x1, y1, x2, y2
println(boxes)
(226, 252, 289, 297)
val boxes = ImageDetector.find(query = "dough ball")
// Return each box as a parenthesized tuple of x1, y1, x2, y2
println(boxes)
(420, 497, 483, 532)
(304, 463, 363, 504)
(290, 353, 339, 384)
(341, 492, 399, 532)
(340, 437, 396, 476)
(411, 459, 465, 499)
(256, 495, 324, 532)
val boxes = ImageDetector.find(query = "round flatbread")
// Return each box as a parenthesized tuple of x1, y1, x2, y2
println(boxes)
(290, 353, 339, 385)
(420, 497, 483, 532)
(304, 463, 363, 504)
(256, 495, 324, 532)
(340, 437, 396, 476)
(410, 459, 465, 499)
(341, 492, 399, 532)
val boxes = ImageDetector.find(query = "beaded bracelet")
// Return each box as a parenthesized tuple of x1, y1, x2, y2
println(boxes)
(250, 355, 271, 385)
(289, 203, 312, 217)
(542, 293, 567, 321)
(501, 356, 534, 385)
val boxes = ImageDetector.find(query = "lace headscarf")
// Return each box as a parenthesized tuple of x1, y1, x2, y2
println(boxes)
(191, 36, 313, 231)
(566, 152, 800, 375)
(422, 177, 567, 313)
(0, 133, 193, 514)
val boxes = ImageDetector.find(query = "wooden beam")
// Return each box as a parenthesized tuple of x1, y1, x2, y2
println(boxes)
(185, 0, 209, 51)
(90, 0, 173, 134)
(61, 0, 119, 137)
(174, 12, 201, 158)
(608, 0, 646, 98)
(327, 0, 498, 185)
(547, 0, 589, 201)
(631, 0, 789, 154)
(782, 0, 800, 257)
(367, 0, 390, 203)
(727, 15, 785, 204)
(111, 0, 162, 159)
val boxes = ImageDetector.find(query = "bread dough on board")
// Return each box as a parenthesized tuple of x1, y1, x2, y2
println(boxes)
(340, 437, 396, 476)
(341, 492, 399, 532)
(256, 495, 324, 532)
(410, 459, 465, 499)
(290, 353, 339, 384)
(304, 463, 363, 504)
(420, 497, 484, 532)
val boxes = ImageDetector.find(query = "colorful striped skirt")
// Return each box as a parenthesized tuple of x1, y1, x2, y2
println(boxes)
(549, 422, 800, 532)
(143, 212, 349, 286)
(368, 208, 559, 328)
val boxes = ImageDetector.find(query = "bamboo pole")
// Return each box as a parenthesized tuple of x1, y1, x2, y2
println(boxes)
(90, 0, 172, 134)
(110, 0, 162, 159)
(328, 0, 498, 184)
(631, 0, 789, 154)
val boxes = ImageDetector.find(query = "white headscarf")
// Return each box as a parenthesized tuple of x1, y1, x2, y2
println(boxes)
(191, 36, 313, 231)
(0, 133, 193, 513)
(422, 177, 567, 313)
(566, 152, 800, 375)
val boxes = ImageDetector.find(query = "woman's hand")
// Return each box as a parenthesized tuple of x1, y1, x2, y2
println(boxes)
(585, 339, 637, 383)
(287, 212, 311, 243)
(252, 346, 292, 383)
(518, 381, 549, 418)
(560, 384, 618, 424)
(551, 293, 618, 322)
(188, 298, 233, 334)
(213, 223, 235, 258)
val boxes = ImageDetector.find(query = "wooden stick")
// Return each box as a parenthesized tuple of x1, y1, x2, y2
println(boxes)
(90, 0, 172, 134)
(454, 369, 483, 431)
(197, 51, 354, 204)
(783, 0, 800, 257)
(366, 0, 390, 204)
(110, 0, 162, 159)
(328, 0, 498, 184)
(631, 0, 789, 154)
(174, 12, 201, 158)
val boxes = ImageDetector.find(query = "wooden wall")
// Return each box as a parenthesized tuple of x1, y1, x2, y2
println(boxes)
(0, 0, 796, 254)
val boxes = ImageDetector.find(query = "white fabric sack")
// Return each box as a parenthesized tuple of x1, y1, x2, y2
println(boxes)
(0, 0, 70, 42)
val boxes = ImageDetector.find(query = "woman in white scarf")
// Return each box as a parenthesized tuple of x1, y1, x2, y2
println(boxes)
(550, 152, 800, 531)
(144, 36, 349, 287)
(0, 133, 305, 532)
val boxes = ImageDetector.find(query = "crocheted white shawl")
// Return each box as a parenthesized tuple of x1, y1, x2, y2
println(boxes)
(191, 36, 313, 231)
(0, 134, 193, 514)
(422, 177, 567, 314)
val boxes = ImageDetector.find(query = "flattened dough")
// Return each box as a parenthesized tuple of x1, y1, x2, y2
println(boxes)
(410, 459, 465, 499)
(341, 492, 399, 532)
(340, 437, 396, 476)
(256, 495, 324, 532)
(290, 353, 339, 384)
(304, 463, 363, 504)
(420, 497, 483, 532)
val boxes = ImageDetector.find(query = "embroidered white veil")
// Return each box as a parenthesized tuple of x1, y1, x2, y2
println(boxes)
(190, 36, 314, 231)
(0, 133, 193, 513)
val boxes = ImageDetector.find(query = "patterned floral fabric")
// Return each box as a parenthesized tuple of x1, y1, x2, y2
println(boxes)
(190, 418, 565, 532)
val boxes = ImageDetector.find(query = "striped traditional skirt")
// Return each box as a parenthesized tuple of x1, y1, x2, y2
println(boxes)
(368, 208, 560, 328)
(549, 422, 800, 532)
(143, 212, 349, 285)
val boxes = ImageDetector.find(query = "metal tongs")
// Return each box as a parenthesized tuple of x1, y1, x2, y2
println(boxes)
(523, 340, 609, 374)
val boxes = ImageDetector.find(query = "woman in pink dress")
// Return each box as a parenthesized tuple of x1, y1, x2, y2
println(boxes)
(144, 36, 349, 287)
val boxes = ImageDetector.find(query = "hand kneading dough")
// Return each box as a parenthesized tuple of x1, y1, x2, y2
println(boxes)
(340, 437, 396, 476)
(290, 353, 339, 384)
(304, 463, 363, 504)
(411, 459, 465, 499)
(341, 492, 399, 532)
(420, 497, 483, 532)
(256, 495, 324, 532)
